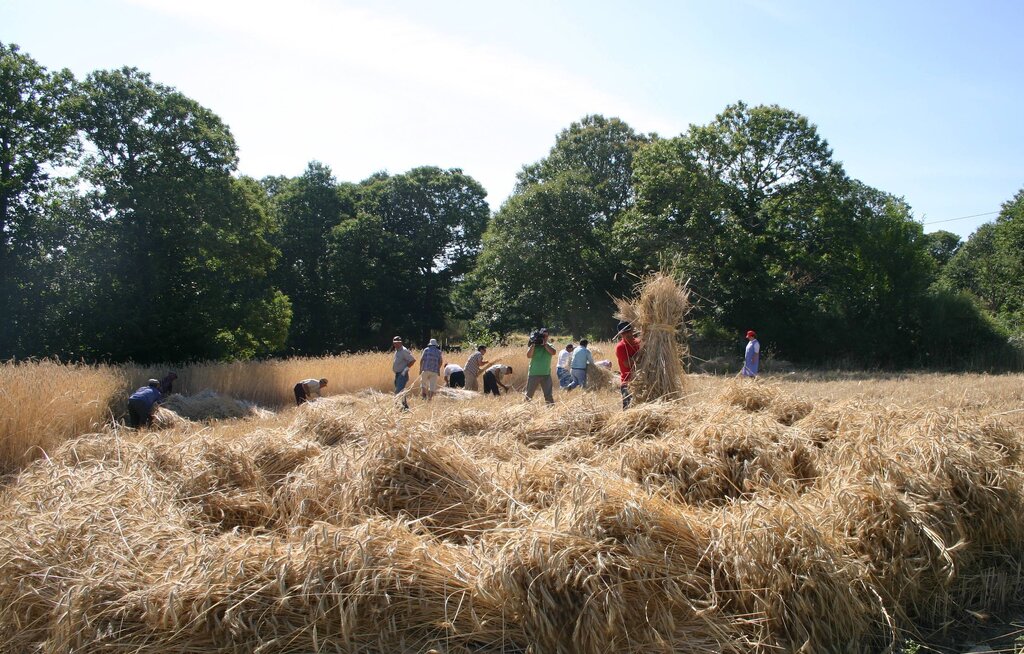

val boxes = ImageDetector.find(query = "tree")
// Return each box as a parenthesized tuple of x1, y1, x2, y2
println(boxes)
(941, 188, 1024, 333)
(468, 172, 612, 336)
(268, 162, 356, 353)
(0, 42, 78, 357)
(71, 67, 288, 361)
(921, 230, 961, 272)
(348, 167, 489, 346)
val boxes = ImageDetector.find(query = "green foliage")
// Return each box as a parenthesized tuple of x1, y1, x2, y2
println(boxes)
(0, 42, 79, 357)
(941, 188, 1024, 334)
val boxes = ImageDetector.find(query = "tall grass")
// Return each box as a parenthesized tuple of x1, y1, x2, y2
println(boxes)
(0, 360, 125, 475)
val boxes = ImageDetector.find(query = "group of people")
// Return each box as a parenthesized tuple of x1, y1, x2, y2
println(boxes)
(126, 327, 760, 428)
(383, 321, 648, 410)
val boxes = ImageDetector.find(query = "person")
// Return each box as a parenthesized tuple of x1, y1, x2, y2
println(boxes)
(444, 362, 465, 388)
(392, 336, 416, 407)
(568, 338, 596, 390)
(483, 364, 513, 396)
(419, 338, 444, 400)
(556, 343, 575, 389)
(614, 321, 641, 410)
(525, 328, 556, 404)
(742, 330, 760, 377)
(294, 378, 328, 405)
(464, 344, 490, 392)
(159, 371, 178, 395)
(127, 379, 163, 428)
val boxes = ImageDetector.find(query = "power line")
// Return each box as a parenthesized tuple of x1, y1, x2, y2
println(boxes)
(921, 210, 999, 226)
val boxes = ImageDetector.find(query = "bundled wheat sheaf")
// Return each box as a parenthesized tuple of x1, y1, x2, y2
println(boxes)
(615, 271, 691, 404)
(1, 373, 1024, 653)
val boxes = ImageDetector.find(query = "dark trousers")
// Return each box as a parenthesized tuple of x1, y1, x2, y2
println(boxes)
(483, 371, 500, 396)
(448, 371, 465, 388)
(127, 398, 152, 428)
(294, 383, 307, 406)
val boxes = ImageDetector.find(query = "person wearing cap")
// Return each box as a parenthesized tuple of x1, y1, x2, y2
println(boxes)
(444, 362, 465, 388)
(463, 344, 490, 392)
(127, 379, 163, 428)
(392, 336, 417, 406)
(294, 378, 328, 405)
(742, 330, 760, 377)
(483, 364, 513, 396)
(568, 338, 596, 390)
(525, 327, 556, 404)
(419, 338, 444, 400)
(556, 343, 575, 389)
(614, 321, 641, 410)
(159, 371, 178, 395)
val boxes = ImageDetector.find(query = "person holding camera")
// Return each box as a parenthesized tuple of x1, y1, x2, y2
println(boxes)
(525, 327, 556, 404)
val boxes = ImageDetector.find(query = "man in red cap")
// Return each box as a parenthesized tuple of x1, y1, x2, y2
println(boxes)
(742, 330, 760, 377)
(614, 321, 641, 409)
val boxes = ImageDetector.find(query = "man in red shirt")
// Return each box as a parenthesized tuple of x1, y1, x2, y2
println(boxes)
(614, 321, 641, 410)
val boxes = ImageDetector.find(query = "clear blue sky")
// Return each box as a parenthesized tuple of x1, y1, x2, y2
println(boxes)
(3, 0, 1022, 238)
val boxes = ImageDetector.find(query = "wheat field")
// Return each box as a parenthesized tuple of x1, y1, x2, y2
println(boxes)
(1, 353, 1023, 652)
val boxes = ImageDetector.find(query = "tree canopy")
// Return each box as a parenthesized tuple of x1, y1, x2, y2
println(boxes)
(0, 42, 1019, 369)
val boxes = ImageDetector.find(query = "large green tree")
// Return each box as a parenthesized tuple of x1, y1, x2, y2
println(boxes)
(0, 42, 79, 357)
(69, 67, 288, 361)
(467, 115, 646, 337)
(941, 188, 1024, 333)
(267, 162, 356, 354)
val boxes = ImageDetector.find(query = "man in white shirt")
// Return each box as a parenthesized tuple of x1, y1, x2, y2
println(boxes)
(294, 378, 327, 405)
(556, 343, 575, 389)
(444, 363, 465, 388)
(483, 364, 513, 396)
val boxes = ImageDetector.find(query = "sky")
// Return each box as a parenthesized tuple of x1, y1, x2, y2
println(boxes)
(3, 0, 1022, 238)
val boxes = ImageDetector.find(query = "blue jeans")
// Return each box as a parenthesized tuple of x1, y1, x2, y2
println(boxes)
(395, 370, 409, 393)
(620, 385, 632, 410)
(570, 368, 587, 389)
(556, 367, 573, 388)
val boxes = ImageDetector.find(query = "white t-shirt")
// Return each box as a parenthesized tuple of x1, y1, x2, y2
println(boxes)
(487, 364, 511, 383)
(444, 364, 463, 377)
(299, 379, 321, 398)
(557, 349, 573, 369)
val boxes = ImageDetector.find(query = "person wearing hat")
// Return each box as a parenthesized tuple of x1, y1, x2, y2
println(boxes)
(294, 378, 328, 405)
(556, 342, 575, 389)
(419, 338, 444, 401)
(742, 330, 760, 377)
(463, 344, 490, 392)
(614, 321, 640, 410)
(127, 379, 163, 428)
(525, 327, 556, 404)
(392, 336, 417, 406)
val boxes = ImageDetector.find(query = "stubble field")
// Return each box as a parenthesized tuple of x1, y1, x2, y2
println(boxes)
(1, 351, 1023, 653)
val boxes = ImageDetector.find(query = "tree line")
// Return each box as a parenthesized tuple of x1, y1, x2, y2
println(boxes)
(2, 42, 1021, 368)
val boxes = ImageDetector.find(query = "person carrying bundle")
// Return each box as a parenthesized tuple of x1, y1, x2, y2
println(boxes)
(294, 378, 327, 405)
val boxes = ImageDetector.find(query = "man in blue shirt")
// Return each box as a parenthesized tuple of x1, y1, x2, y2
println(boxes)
(568, 339, 596, 390)
(419, 338, 444, 401)
(127, 379, 163, 428)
